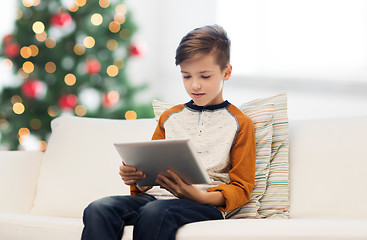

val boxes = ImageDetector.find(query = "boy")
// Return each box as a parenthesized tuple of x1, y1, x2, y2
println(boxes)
(81, 25, 256, 240)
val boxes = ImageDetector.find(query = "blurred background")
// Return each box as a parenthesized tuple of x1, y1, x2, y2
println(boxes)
(1, 0, 367, 150)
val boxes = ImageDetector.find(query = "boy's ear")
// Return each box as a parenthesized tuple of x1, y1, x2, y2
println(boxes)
(223, 64, 232, 81)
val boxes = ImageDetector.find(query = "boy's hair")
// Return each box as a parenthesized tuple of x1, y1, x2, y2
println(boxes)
(175, 25, 231, 70)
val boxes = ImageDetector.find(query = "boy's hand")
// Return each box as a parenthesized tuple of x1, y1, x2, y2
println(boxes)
(156, 170, 225, 207)
(156, 170, 202, 201)
(119, 164, 146, 186)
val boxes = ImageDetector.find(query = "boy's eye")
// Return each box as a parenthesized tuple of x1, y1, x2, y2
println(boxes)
(183, 75, 191, 79)
(201, 75, 211, 79)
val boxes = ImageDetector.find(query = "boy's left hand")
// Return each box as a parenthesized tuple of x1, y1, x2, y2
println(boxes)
(156, 170, 203, 203)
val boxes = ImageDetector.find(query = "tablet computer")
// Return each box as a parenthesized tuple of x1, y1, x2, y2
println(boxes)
(114, 139, 211, 186)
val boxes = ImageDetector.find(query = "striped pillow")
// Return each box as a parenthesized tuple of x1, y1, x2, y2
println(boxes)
(239, 93, 289, 219)
(226, 102, 274, 218)
(152, 93, 289, 219)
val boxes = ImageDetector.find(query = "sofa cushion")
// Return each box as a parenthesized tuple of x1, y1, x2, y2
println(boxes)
(152, 93, 289, 219)
(0, 151, 43, 214)
(289, 116, 367, 219)
(0, 213, 134, 240)
(31, 117, 157, 218)
(176, 218, 367, 240)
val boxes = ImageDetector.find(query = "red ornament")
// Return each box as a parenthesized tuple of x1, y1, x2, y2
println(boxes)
(129, 43, 146, 57)
(102, 91, 119, 108)
(21, 79, 45, 99)
(85, 59, 101, 75)
(2, 34, 13, 45)
(4, 42, 20, 58)
(58, 94, 78, 109)
(50, 12, 72, 27)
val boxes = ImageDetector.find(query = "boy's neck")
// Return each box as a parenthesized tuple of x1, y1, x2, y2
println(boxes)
(186, 100, 229, 111)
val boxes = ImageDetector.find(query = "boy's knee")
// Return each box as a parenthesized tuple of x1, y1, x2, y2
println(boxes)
(138, 200, 167, 218)
(83, 197, 113, 218)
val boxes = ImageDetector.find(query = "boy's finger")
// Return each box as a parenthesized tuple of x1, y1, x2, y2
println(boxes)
(120, 165, 138, 172)
(167, 170, 183, 185)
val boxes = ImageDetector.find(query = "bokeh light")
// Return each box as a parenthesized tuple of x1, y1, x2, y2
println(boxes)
(83, 36, 95, 48)
(74, 44, 85, 55)
(68, 4, 79, 12)
(22, 61, 34, 74)
(75, 0, 87, 7)
(18, 128, 31, 145)
(40, 141, 47, 152)
(32, 21, 45, 34)
(11, 95, 22, 104)
(116, 4, 127, 15)
(91, 13, 103, 26)
(45, 62, 56, 73)
(114, 15, 125, 25)
(64, 73, 76, 86)
(13, 102, 25, 114)
(107, 39, 118, 50)
(45, 38, 56, 48)
(99, 0, 110, 8)
(125, 110, 137, 120)
(75, 105, 87, 116)
(47, 106, 58, 117)
(29, 45, 39, 56)
(23, 0, 40, 7)
(109, 21, 120, 33)
(36, 32, 47, 42)
(20, 46, 32, 58)
(105, 90, 119, 104)
(18, 128, 30, 138)
(107, 65, 118, 77)
(3, 59, 13, 70)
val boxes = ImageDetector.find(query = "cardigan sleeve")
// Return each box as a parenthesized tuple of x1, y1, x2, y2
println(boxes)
(207, 111, 256, 212)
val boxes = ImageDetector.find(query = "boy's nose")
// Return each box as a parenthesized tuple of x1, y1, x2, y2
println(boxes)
(192, 79, 202, 90)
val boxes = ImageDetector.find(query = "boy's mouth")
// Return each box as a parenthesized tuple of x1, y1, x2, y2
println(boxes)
(192, 93, 205, 98)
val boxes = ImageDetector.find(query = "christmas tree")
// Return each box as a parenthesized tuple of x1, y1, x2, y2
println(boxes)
(0, 0, 153, 151)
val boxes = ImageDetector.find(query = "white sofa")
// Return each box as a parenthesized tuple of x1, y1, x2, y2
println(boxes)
(1, 115, 367, 240)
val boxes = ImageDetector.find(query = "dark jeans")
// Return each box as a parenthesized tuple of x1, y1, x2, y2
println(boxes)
(81, 193, 223, 240)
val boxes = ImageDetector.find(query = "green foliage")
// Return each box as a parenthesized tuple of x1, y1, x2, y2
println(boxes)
(0, 0, 153, 150)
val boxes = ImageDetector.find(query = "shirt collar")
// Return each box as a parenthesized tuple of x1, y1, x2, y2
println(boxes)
(185, 100, 230, 111)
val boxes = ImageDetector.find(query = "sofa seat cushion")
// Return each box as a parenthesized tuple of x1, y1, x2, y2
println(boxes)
(0, 213, 133, 240)
(0, 213, 83, 240)
(176, 218, 367, 240)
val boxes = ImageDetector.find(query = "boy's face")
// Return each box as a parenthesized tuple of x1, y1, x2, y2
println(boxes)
(179, 53, 232, 107)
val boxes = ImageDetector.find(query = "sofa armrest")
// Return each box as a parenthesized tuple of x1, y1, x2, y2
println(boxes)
(0, 151, 44, 214)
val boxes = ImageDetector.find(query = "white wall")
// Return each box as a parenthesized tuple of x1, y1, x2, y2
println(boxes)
(1, 1, 366, 120)
(126, 0, 218, 104)
(128, 0, 367, 120)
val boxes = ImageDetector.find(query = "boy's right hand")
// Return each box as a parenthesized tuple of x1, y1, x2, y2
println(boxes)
(119, 164, 146, 186)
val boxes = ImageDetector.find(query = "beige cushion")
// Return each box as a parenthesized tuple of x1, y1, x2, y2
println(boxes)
(289, 116, 367, 219)
(31, 116, 156, 218)
(0, 151, 43, 214)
